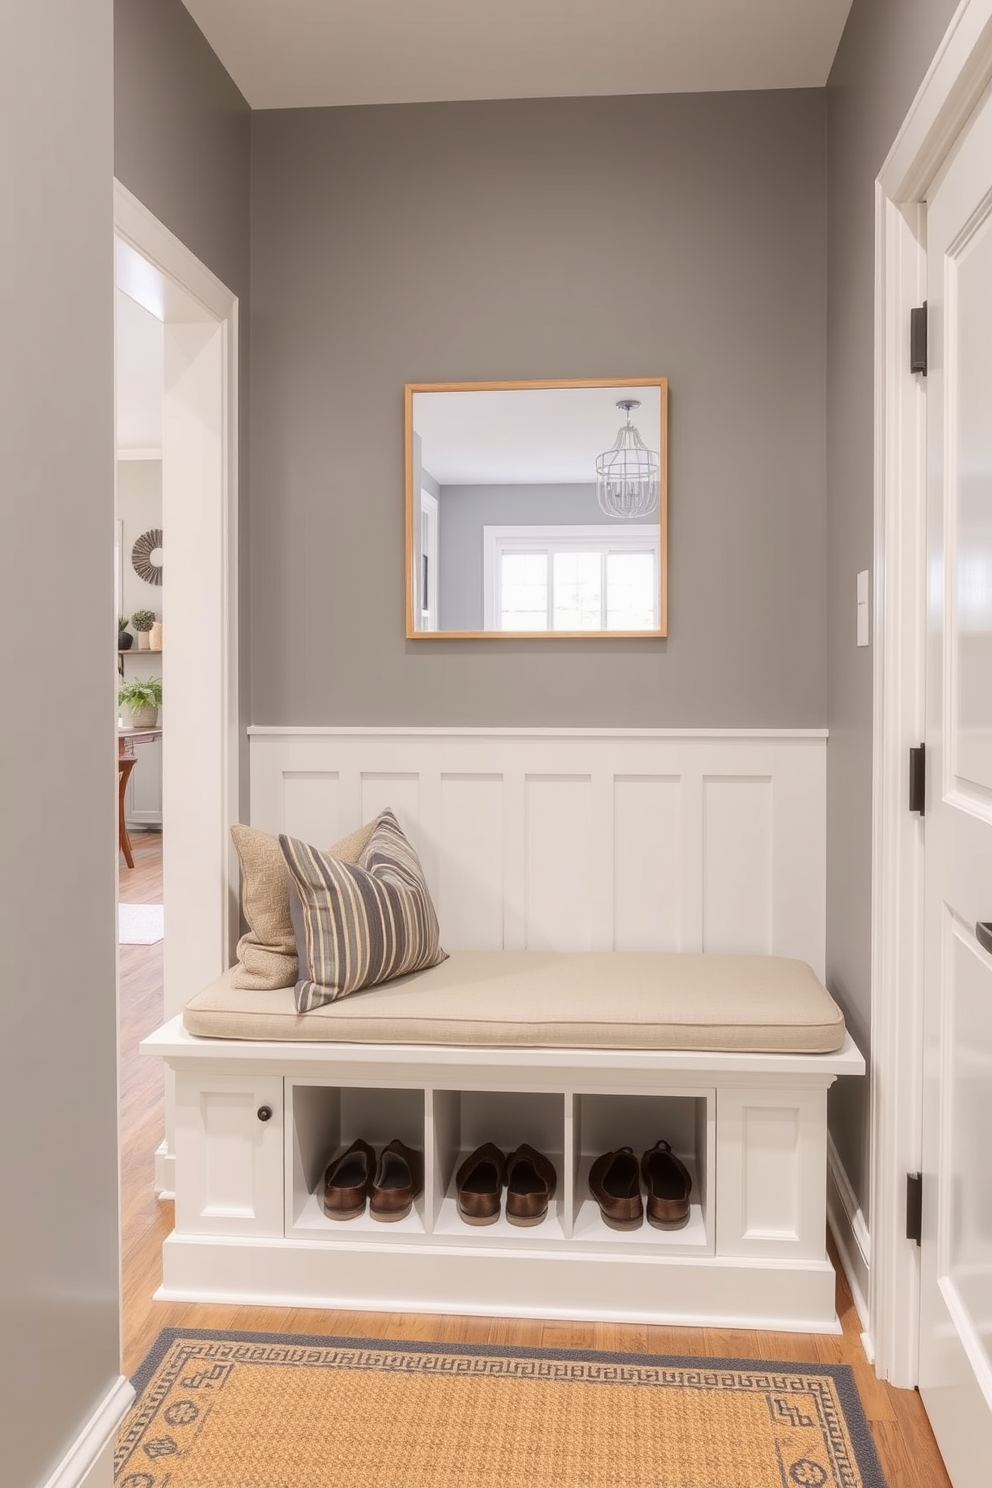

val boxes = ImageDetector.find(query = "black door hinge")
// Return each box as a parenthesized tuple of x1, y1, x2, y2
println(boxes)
(909, 743, 926, 816)
(911, 303, 928, 375)
(906, 1172, 923, 1245)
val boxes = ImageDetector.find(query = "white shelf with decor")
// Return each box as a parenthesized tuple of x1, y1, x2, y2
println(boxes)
(117, 651, 163, 829)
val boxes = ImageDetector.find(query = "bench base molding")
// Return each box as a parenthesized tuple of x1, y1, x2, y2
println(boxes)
(157, 1234, 841, 1334)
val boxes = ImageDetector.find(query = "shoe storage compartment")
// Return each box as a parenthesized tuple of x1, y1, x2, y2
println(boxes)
(288, 1081, 427, 1238)
(431, 1089, 566, 1242)
(572, 1090, 713, 1253)
(288, 1082, 711, 1249)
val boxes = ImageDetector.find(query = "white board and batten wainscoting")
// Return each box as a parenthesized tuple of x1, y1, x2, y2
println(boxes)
(147, 727, 866, 1333)
(248, 727, 828, 969)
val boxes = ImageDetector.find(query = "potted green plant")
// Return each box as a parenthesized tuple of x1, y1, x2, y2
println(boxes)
(118, 615, 133, 651)
(119, 675, 162, 729)
(132, 608, 155, 651)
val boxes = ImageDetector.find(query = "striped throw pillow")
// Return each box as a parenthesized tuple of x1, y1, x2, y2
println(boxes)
(280, 810, 447, 1010)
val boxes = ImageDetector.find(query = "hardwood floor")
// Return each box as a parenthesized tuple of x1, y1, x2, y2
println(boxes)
(118, 830, 950, 1486)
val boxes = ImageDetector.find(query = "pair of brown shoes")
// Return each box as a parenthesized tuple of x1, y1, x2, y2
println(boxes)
(323, 1138, 423, 1222)
(456, 1142, 557, 1227)
(589, 1140, 692, 1231)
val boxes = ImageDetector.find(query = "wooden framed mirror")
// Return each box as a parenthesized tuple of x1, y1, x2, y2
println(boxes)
(405, 377, 668, 639)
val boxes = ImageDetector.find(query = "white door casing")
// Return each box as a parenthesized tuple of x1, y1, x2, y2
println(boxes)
(872, 0, 992, 1390)
(114, 181, 239, 1192)
(918, 77, 992, 1486)
(420, 489, 439, 629)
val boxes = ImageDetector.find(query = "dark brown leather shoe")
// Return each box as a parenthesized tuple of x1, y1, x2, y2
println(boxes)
(322, 1138, 375, 1220)
(456, 1142, 506, 1225)
(588, 1147, 643, 1230)
(505, 1144, 557, 1227)
(641, 1140, 692, 1230)
(370, 1138, 424, 1222)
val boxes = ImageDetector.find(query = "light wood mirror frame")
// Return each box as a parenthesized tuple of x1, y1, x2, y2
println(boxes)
(405, 377, 668, 640)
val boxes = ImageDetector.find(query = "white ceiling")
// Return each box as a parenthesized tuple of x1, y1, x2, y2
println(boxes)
(115, 288, 163, 453)
(416, 385, 663, 486)
(180, 0, 854, 111)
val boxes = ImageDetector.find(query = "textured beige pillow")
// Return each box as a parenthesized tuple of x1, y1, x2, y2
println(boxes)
(231, 820, 375, 990)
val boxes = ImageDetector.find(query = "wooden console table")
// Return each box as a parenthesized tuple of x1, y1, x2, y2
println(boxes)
(118, 727, 162, 865)
(118, 726, 163, 758)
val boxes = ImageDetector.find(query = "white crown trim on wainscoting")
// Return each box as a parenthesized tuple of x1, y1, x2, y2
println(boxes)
(248, 725, 828, 976)
(40, 1375, 134, 1488)
(248, 726, 830, 738)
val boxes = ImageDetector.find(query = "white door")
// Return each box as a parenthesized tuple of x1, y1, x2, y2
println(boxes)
(920, 76, 992, 1488)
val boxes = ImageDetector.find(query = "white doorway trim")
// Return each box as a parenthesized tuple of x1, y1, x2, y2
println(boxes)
(872, 0, 992, 1388)
(114, 181, 239, 1191)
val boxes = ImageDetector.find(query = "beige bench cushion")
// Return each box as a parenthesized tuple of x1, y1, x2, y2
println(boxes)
(183, 950, 845, 1054)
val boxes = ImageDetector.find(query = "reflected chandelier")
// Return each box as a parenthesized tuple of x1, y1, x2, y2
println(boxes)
(595, 399, 660, 519)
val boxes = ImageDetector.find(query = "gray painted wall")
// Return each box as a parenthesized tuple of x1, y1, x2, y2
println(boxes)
(824, 0, 957, 1215)
(115, 0, 252, 762)
(0, 4, 120, 1484)
(438, 482, 613, 630)
(114, 0, 251, 304)
(249, 90, 827, 725)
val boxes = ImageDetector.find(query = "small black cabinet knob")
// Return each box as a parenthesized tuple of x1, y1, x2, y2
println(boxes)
(257, 1105, 273, 1122)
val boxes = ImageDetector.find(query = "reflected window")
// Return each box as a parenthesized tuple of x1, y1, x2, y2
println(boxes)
(501, 552, 549, 631)
(486, 525, 659, 633)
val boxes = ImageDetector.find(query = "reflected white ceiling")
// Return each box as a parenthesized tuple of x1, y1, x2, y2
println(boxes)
(416, 385, 663, 486)
(180, 0, 853, 111)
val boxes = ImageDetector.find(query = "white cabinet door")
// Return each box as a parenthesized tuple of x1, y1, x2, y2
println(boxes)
(125, 736, 163, 827)
(715, 1085, 827, 1261)
(174, 1072, 284, 1237)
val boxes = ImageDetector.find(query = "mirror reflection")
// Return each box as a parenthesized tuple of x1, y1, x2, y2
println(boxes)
(406, 379, 668, 638)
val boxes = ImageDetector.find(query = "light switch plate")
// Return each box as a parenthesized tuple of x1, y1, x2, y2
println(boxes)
(857, 570, 869, 647)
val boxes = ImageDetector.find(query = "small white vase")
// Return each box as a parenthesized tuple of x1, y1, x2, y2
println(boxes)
(138, 631, 150, 651)
(149, 621, 163, 652)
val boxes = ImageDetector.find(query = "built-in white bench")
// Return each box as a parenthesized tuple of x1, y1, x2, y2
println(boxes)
(143, 949, 864, 1333)
(143, 727, 860, 1331)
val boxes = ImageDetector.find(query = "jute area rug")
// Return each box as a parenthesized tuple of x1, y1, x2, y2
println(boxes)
(117, 1329, 887, 1488)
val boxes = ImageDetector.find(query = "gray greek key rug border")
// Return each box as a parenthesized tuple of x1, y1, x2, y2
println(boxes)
(126, 1327, 886, 1488)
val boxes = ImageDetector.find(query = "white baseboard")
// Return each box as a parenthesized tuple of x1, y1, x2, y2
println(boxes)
(826, 1133, 872, 1346)
(77, 1437, 114, 1488)
(155, 1138, 175, 1198)
(40, 1375, 134, 1488)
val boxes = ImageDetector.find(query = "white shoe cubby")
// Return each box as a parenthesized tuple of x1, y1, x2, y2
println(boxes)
(288, 1081, 427, 1239)
(431, 1089, 567, 1242)
(572, 1090, 712, 1254)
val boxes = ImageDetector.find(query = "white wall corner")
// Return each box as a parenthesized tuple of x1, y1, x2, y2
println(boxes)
(826, 1133, 872, 1345)
(40, 1375, 134, 1488)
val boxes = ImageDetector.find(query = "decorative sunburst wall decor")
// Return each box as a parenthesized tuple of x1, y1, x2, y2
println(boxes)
(132, 528, 163, 585)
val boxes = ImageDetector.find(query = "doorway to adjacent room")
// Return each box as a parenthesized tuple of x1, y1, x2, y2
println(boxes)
(113, 181, 239, 1196)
